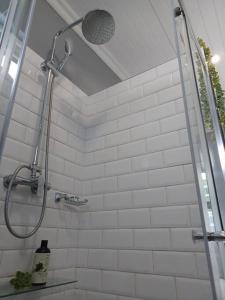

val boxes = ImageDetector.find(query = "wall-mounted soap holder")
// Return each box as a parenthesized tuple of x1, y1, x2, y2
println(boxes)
(55, 192, 88, 206)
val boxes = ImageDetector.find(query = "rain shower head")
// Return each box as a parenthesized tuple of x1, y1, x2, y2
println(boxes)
(55, 9, 115, 45)
(46, 9, 115, 73)
(82, 10, 115, 45)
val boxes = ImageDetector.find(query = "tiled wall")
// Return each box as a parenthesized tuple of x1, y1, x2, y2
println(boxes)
(76, 59, 212, 300)
(0, 47, 86, 299)
(0, 47, 212, 300)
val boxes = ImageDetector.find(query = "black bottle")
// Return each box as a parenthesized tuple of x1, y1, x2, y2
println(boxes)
(32, 240, 50, 286)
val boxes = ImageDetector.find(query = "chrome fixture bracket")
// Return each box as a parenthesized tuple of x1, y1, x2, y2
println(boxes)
(192, 230, 225, 242)
(55, 192, 88, 206)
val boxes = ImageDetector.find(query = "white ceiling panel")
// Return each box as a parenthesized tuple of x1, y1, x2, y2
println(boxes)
(47, 0, 176, 80)
(47, 0, 225, 87)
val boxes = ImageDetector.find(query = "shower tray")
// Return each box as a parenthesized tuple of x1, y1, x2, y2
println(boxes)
(0, 277, 77, 298)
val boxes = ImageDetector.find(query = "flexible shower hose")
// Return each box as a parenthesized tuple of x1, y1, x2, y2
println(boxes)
(4, 72, 54, 239)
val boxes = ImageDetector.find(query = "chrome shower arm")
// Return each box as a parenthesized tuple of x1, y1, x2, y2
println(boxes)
(55, 18, 83, 37)
(49, 18, 83, 63)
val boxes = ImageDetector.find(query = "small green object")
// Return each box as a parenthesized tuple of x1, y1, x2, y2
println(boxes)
(197, 38, 225, 131)
(10, 271, 32, 290)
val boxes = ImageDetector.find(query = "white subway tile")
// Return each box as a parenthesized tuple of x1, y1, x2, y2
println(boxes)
(189, 205, 202, 227)
(183, 164, 195, 182)
(57, 229, 78, 248)
(154, 251, 197, 277)
(160, 113, 186, 133)
(92, 177, 117, 194)
(104, 191, 133, 210)
(118, 172, 148, 191)
(50, 173, 74, 194)
(88, 249, 117, 270)
(130, 93, 157, 113)
(175, 98, 185, 113)
(54, 141, 75, 162)
(86, 291, 117, 300)
(49, 154, 65, 174)
(0, 226, 24, 250)
(196, 253, 210, 279)
(93, 147, 117, 164)
(147, 131, 180, 153)
(148, 166, 185, 187)
(105, 130, 130, 148)
(136, 274, 176, 300)
(105, 159, 131, 176)
(117, 87, 143, 105)
(176, 278, 213, 300)
(107, 103, 130, 121)
(171, 228, 204, 252)
(132, 152, 164, 172)
(166, 183, 198, 205)
(133, 188, 167, 208)
(102, 271, 135, 296)
(151, 206, 190, 227)
(51, 124, 68, 144)
(118, 208, 150, 228)
(85, 194, 104, 211)
(143, 74, 172, 96)
(78, 230, 102, 248)
(49, 249, 68, 270)
(83, 164, 104, 180)
(118, 140, 146, 159)
(145, 102, 176, 122)
(8, 120, 26, 141)
(76, 249, 88, 267)
(102, 229, 133, 249)
(118, 111, 144, 130)
(164, 146, 191, 166)
(158, 84, 182, 104)
(179, 128, 189, 146)
(130, 121, 160, 141)
(77, 268, 101, 291)
(90, 211, 117, 228)
(134, 229, 171, 250)
(3, 138, 33, 163)
(118, 250, 153, 273)
(0, 250, 33, 276)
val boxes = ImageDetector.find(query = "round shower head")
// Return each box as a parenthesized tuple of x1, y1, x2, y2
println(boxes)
(82, 10, 115, 45)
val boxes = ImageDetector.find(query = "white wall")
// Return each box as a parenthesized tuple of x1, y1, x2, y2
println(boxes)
(0, 47, 86, 299)
(77, 59, 212, 300)
(0, 48, 212, 300)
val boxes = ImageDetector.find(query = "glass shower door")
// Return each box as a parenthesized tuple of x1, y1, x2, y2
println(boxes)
(173, 1, 225, 300)
(0, 0, 36, 160)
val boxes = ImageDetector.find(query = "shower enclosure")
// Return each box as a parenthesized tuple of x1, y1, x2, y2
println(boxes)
(174, 1, 225, 299)
(0, 0, 225, 300)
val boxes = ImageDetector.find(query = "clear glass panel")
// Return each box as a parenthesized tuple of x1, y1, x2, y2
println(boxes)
(174, 3, 225, 298)
(0, 0, 11, 43)
(0, 277, 77, 298)
(175, 12, 221, 232)
(0, 0, 34, 159)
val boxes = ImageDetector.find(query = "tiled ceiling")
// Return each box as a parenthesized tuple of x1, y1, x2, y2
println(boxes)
(47, 0, 225, 86)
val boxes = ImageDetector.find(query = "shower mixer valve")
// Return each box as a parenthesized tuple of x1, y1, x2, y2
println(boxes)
(3, 165, 50, 194)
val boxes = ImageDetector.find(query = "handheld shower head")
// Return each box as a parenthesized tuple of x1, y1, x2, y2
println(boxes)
(82, 10, 115, 45)
(65, 39, 72, 56)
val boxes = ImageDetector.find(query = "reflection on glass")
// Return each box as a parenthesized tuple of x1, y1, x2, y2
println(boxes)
(0, 0, 33, 158)
(0, 0, 11, 42)
(174, 14, 221, 232)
